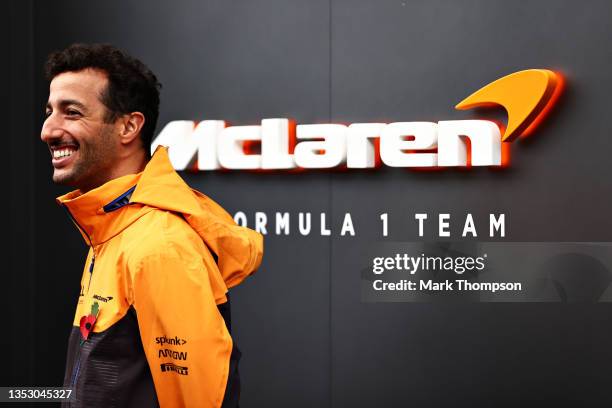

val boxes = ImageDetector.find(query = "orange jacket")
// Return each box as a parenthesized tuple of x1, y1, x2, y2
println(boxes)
(57, 146, 263, 407)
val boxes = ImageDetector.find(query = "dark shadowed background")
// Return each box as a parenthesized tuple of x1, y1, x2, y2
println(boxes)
(4, 0, 612, 407)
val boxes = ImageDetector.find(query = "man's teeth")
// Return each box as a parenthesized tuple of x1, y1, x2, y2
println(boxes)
(53, 149, 75, 159)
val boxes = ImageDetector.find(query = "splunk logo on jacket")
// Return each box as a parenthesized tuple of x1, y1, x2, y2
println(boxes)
(152, 69, 563, 171)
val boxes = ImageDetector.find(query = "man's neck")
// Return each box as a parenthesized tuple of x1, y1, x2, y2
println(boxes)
(78, 152, 148, 194)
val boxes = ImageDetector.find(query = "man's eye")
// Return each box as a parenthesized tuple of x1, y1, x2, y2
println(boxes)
(44, 111, 52, 118)
(66, 110, 81, 116)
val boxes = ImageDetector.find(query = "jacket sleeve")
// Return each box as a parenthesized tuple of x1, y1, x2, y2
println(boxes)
(128, 235, 233, 408)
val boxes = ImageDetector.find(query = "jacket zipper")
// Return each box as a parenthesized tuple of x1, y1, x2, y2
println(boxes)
(62, 204, 96, 389)
(69, 352, 82, 389)
(87, 254, 96, 293)
(62, 205, 96, 293)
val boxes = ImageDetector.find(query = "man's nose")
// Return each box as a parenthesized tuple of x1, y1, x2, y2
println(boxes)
(40, 114, 64, 143)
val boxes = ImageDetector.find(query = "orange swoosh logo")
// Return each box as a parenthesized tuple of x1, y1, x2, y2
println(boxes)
(455, 69, 563, 142)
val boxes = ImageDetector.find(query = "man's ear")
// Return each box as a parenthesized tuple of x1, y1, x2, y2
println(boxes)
(119, 112, 146, 145)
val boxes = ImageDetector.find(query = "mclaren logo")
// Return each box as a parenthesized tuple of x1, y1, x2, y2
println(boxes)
(152, 69, 563, 170)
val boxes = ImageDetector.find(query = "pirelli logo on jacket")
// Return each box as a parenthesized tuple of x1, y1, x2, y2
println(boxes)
(160, 362, 189, 376)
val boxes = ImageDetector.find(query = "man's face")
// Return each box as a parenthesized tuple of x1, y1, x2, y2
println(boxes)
(41, 68, 120, 191)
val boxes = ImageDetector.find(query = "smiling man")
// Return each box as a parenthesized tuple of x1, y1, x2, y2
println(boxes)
(43, 65, 146, 192)
(41, 44, 263, 407)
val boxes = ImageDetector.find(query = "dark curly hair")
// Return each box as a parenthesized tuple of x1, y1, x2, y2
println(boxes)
(44, 43, 161, 158)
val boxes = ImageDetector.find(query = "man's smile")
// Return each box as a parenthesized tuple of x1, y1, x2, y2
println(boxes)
(50, 144, 79, 168)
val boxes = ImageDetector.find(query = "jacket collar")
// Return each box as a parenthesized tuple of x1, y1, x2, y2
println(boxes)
(57, 146, 263, 291)
(57, 147, 201, 246)
(57, 171, 145, 246)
